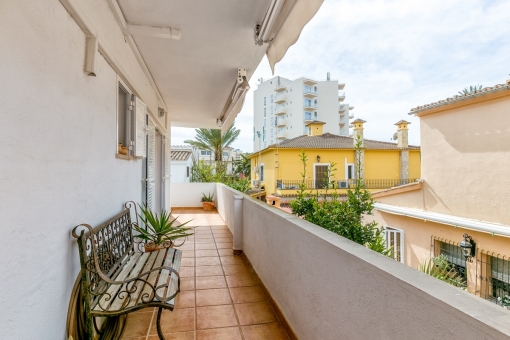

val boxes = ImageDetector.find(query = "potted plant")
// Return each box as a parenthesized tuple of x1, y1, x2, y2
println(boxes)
(201, 193, 215, 211)
(132, 204, 193, 252)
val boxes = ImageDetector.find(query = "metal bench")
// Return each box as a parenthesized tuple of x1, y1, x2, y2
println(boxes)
(72, 202, 182, 340)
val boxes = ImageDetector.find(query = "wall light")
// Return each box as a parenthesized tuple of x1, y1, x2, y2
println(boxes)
(316, 155, 321, 162)
(459, 233, 476, 262)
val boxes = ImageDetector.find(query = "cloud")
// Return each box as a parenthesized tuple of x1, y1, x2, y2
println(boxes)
(173, 0, 510, 150)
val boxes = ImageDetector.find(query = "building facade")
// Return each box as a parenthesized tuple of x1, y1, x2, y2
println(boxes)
(249, 120, 421, 196)
(369, 81, 510, 305)
(196, 147, 243, 175)
(253, 75, 354, 151)
(170, 146, 196, 183)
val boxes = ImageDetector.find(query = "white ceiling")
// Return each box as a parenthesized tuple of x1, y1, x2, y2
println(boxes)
(118, 0, 272, 128)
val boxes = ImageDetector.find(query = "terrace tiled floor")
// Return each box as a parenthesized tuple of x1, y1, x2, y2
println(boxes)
(121, 208, 290, 340)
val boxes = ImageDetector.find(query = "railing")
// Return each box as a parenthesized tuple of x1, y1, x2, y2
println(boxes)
(277, 178, 419, 190)
(303, 88, 317, 95)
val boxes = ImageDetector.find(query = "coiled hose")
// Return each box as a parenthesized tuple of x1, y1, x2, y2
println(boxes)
(66, 275, 127, 340)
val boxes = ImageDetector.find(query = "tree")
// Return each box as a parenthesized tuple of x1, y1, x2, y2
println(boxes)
(233, 153, 251, 178)
(184, 124, 240, 161)
(458, 85, 483, 96)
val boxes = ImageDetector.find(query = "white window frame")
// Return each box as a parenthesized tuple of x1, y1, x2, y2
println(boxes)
(346, 163, 354, 180)
(384, 226, 404, 263)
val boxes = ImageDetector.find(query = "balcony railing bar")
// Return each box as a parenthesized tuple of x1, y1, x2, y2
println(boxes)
(277, 178, 419, 190)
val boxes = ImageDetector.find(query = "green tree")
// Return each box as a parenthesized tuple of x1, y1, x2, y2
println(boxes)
(184, 124, 240, 161)
(458, 84, 483, 95)
(233, 153, 251, 178)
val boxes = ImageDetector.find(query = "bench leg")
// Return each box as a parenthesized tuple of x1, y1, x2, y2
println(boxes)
(156, 307, 166, 340)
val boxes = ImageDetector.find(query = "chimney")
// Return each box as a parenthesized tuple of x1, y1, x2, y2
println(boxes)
(395, 120, 411, 179)
(327, 72, 330, 81)
(351, 119, 366, 179)
(305, 121, 326, 136)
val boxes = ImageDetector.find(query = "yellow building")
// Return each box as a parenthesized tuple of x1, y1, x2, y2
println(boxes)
(249, 119, 421, 197)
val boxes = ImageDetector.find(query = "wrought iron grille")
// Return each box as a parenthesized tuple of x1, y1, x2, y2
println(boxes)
(277, 178, 418, 190)
(430, 236, 467, 288)
(476, 251, 510, 307)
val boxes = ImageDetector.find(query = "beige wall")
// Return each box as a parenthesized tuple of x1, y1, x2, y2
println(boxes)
(419, 93, 510, 225)
(236, 192, 510, 339)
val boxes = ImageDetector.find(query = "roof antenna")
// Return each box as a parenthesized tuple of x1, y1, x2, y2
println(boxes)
(327, 72, 330, 81)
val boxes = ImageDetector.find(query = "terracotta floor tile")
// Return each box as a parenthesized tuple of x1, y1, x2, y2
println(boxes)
(222, 264, 250, 276)
(179, 266, 195, 277)
(196, 265, 224, 277)
(195, 249, 219, 257)
(149, 308, 195, 334)
(122, 311, 153, 338)
(225, 274, 258, 287)
(196, 305, 238, 330)
(195, 256, 221, 266)
(196, 288, 232, 306)
(196, 243, 217, 250)
(196, 327, 242, 340)
(212, 232, 231, 237)
(241, 323, 290, 340)
(176, 244, 195, 250)
(196, 276, 227, 290)
(229, 286, 266, 304)
(220, 256, 245, 265)
(214, 237, 232, 243)
(180, 257, 195, 267)
(180, 277, 195, 291)
(218, 248, 234, 256)
(174, 291, 195, 309)
(235, 301, 278, 325)
(210, 225, 228, 230)
(181, 250, 195, 258)
(132, 307, 155, 314)
(195, 239, 215, 243)
(147, 331, 195, 340)
(216, 242, 233, 249)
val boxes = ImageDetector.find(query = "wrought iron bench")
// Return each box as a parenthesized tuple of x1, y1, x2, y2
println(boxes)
(72, 202, 182, 340)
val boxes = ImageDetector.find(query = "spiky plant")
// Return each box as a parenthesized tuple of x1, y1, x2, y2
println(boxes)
(458, 84, 483, 95)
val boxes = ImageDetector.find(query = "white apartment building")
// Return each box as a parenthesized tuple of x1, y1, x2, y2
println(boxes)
(253, 74, 354, 151)
(196, 147, 243, 175)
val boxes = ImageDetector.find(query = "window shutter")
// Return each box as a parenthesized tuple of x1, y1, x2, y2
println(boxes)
(146, 118, 156, 211)
(164, 137, 171, 211)
(134, 97, 147, 158)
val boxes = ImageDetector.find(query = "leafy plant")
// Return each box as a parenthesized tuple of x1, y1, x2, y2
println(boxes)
(132, 204, 193, 247)
(233, 153, 251, 178)
(498, 295, 510, 308)
(290, 137, 392, 256)
(457, 84, 483, 96)
(418, 255, 466, 288)
(184, 124, 240, 161)
(201, 193, 214, 202)
(224, 177, 251, 193)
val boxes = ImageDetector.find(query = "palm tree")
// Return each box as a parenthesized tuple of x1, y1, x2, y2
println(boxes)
(184, 124, 240, 161)
(458, 84, 483, 95)
(234, 153, 251, 178)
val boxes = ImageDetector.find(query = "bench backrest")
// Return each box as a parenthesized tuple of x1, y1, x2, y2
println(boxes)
(73, 208, 135, 310)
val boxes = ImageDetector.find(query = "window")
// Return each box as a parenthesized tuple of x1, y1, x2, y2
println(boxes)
(431, 236, 467, 287)
(264, 97, 266, 106)
(314, 164, 330, 189)
(304, 98, 312, 107)
(270, 106, 273, 115)
(476, 251, 510, 306)
(314, 99, 317, 107)
(270, 94, 273, 103)
(314, 86, 317, 93)
(314, 111, 318, 119)
(305, 112, 312, 120)
(308, 127, 312, 135)
(260, 164, 264, 181)
(117, 82, 147, 158)
(264, 108, 266, 117)
(346, 164, 354, 179)
(186, 166, 190, 178)
(117, 85, 129, 149)
(385, 227, 404, 263)
(223, 152, 229, 157)
(201, 150, 212, 156)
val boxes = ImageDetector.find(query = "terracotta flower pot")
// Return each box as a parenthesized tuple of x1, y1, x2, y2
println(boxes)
(144, 242, 172, 252)
(202, 202, 215, 211)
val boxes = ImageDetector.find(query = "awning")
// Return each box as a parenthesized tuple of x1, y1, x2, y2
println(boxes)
(374, 203, 510, 238)
(266, 0, 324, 74)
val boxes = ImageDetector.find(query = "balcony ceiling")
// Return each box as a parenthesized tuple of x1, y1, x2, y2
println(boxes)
(118, 0, 272, 128)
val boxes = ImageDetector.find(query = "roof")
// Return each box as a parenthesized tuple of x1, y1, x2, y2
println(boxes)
(262, 133, 420, 151)
(351, 118, 366, 124)
(394, 120, 411, 125)
(171, 150, 192, 161)
(409, 80, 510, 114)
(305, 120, 326, 126)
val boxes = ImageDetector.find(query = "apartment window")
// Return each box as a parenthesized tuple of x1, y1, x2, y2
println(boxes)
(186, 166, 190, 178)
(314, 86, 317, 93)
(476, 251, 510, 306)
(201, 150, 212, 156)
(264, 97, 266, 106)
(314, 99, 317, 107)
(314, 111, 318, 119)
(385, 227, 404, 263)
(305, 112, 312, 120)
(117, 83, 146, 158)
(117, 85, 129, 149)
(222, 152, 229, 158)
(308, 127, 312, 135)
(270, 106, 273, 115)
(304, 98, 312, 107)
(260, 164, 264, 181)
(431, 236, 467, 287)
(346, 164, 354, 179)
(264, 108, 266, 117)
(270, 94, 273, 103)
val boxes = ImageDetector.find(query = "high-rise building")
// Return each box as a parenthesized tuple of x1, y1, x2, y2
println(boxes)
(253, 74, 354, 151)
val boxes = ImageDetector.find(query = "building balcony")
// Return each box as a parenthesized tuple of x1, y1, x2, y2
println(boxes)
(349, 105, 354, 110)
(338, 92, 346, 102)
(158, 183, 510, 340)
(338, 83, 345, 90)
(349, 114, 354, 119)
(275, 93, 286, 103)
(303, 78, 318, 85)
(303, 88, 318, 97)
(339, 105, 346, 113)
(349, 124, 354, 128)
(275, 106, 286, 115)
(275, 84, 286, 92)
(276, 118, 287, 127)
(304, 104, 317, 110)
(277, 178, 420, 190)
(339, 122, 346, 127)
(276, 131, 287, 139)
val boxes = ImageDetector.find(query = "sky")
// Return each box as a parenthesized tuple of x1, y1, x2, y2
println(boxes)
(171, 0, 510, 152)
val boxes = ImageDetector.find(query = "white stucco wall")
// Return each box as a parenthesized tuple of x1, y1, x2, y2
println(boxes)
(0, 1, 161, 338)
(170, 161, 191, 183)
(237, 197, 510, 339)
(170, 183, 216, 208)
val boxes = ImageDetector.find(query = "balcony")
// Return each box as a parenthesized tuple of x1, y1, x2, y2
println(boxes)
(303, 78, 318, 85)
(159, 183, 510, 340)
(277, 178, 420, 190)
(275, 93, 286, 103)
(303, 88, 318, 97)
(276, 131, 287, 139)
(304, 103, 317, 110)
(275, 106, 286, 115)
(349, 105, 354, 110)
(338, 92, 346, 102)
(338, 83, 345, 90)
(276, 118, 287, 127)
(349, 114, 354, 119)
(275, 84, 286, 92)
(339, 105, 346, 113)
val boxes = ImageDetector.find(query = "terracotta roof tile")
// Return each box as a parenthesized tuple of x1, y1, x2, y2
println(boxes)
(171, 150, 192, 161)
(266, 133, 419, 150)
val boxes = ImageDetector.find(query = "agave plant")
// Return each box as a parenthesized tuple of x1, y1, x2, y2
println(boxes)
(132, 204, 193, 249)
(457, 84, 483, 96)
(418, 255, 466, 288)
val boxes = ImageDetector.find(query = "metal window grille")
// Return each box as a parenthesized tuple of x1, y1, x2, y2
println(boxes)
(430, 236, 467, 286)
(476, 251, 510, 306)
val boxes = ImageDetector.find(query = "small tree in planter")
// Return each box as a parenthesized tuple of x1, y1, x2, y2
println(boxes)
(201, 193, 215, 211)
(132, 204, 193, 252)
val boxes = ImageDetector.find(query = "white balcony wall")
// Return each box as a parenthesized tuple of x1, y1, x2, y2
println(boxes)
(211, 186, 510, 339)
(0, 1, 165, 338)
(170, 183, 216, 208)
